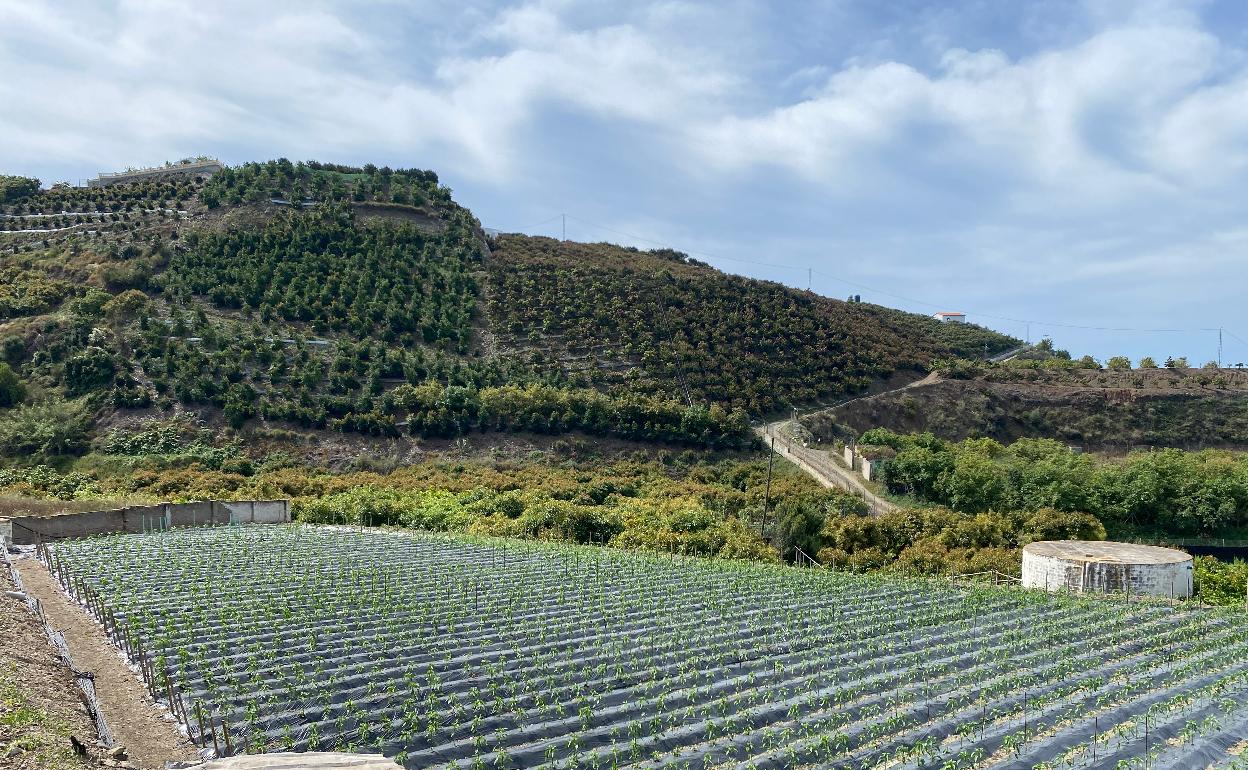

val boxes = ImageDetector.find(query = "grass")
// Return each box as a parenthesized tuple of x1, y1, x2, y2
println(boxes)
(0, 661, 90, 770)
(0, 495, 126, 519)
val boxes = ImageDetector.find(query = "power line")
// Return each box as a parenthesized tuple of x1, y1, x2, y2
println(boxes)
(503, 213, 1245, 338)
(495, 214, 563, 234)
(1224, 328, 1248, 351)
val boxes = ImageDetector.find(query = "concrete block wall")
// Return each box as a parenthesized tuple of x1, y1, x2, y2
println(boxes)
(0, 499, 290, 545)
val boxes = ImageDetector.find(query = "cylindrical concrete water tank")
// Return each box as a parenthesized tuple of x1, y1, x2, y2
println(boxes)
(1021, 540, 1193, 598)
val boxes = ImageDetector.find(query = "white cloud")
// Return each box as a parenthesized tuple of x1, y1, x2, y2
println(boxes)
(0, 0, 732, 180)
(691, 13, 1238, 210)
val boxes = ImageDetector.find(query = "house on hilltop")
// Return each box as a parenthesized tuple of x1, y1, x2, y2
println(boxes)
(88, 158, 224, 187)
(932, 311, 966, 323)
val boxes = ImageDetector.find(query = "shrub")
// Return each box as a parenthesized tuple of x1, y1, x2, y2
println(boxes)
(0, 400, 93, 458)
(0, 363, 25, 408)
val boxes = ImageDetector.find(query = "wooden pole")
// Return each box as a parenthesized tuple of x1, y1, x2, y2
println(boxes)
(195, 701, 209, 748)
(221, 713, 232, 755)
(208, 707, 221, 755)
(761, 435, 775, 539)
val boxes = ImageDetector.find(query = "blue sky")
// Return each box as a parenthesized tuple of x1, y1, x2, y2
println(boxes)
(4, 0, 1248, 364)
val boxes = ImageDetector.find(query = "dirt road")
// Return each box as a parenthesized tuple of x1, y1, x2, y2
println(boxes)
(755, 421, 897, 515)
(755, 374, 944, 514)
(12, 560, 199, 769)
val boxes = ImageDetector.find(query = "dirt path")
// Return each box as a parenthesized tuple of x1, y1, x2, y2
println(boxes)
(755, 422, 897, 514)
(757, 375, 943, 514)
(12, 560, 199, 770)
(1, 568, 97, 770)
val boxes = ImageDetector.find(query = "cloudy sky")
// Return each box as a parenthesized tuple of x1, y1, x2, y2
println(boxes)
(4, 0, 1248, 363)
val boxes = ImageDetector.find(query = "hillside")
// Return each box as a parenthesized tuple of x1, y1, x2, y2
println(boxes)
(0, 159, 1019, 460)
(486, 236, 1018, 412)
(801, 361, 1248, 450)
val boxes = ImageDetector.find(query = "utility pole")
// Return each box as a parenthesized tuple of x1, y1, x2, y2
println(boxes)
(761, 436, 775, 539)
(562, 213, 566, 242)
(1219, 327, 1224, 368)
(807, 268, 812, 292)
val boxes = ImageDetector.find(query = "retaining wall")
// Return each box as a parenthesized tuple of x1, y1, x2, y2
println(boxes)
(0, 500, 289, 544)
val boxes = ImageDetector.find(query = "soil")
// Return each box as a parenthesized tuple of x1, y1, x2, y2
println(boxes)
(348, 202, 447, 232)
(11, 559, 200, 770)
(0, 567, 96, 770)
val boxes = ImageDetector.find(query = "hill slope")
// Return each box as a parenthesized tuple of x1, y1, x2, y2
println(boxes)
(487, 236, 1018, 413)
(0, 160, 1019, 456)
(802, 363, 1248, 450)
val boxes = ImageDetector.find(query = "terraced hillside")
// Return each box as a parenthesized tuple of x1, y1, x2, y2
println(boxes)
(803, 364, 1248, 450)
(0, 161, 1017, 455)
(50, 526, 1248, 769)
(486, 236, 1018, 413)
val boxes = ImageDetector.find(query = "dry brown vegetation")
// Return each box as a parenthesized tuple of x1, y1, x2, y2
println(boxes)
(0, 496, 133, 519)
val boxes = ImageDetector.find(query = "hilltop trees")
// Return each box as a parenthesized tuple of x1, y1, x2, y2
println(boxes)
(164, 205, 480, 351)
(0, 158, 1020, 447)
(0, 174, 40, 202)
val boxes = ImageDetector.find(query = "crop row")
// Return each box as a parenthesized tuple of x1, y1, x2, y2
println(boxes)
(47, 525, 1248, 769)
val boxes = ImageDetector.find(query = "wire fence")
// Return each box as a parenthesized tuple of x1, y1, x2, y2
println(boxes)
(2, 545, 115, 747)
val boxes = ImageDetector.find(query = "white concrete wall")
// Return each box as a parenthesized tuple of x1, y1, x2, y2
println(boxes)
(1022, 551, 1193, 597)
(843, 446, 855, 468)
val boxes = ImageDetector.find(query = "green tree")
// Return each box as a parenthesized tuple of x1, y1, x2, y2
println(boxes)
(0, 400, 93, 457)
(0, 175, 40, 202)
(0, 362, 25, 407)
(1106, 356, 1132, 371)
(64, 347, 117, 396)
(772, 500, 825, 559)
(936, 453, 1007, 513)
(1139, 356, 1158, 369)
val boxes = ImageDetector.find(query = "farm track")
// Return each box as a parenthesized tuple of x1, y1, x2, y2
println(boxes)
(47, 526, 1248, 770)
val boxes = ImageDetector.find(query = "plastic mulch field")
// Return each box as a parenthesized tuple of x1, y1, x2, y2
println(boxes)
(48, 525, 1248, 769)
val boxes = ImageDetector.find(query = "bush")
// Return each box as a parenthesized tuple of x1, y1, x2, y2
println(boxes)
(0, 175, 40, 202)
(0, 400, 93, 458)
(1193, 556, 1248, 606)
(0, 363, 25, 408)
(64, 346, 117, 396)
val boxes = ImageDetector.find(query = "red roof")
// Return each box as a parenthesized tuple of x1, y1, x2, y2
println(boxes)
(934, 312, 966, 316)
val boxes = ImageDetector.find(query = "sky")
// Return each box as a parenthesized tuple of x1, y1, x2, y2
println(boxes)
(3, 0, 1248, 364)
